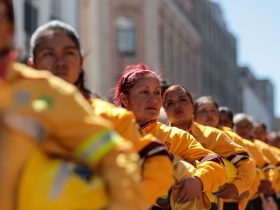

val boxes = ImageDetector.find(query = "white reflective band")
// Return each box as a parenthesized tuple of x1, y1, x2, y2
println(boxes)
(78, 132, 112, 161)
(3, 112, 46, 142)
(262, 164, 274, 171)
(146, 146, 167, 157)
(49, 161, 69, 199)
(230, 155, 248, 165)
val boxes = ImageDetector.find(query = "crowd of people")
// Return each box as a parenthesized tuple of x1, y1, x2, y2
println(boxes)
(1, 0, 280, 210)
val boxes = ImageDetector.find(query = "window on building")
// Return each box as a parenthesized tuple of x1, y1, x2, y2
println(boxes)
(115, 17, 136, 56)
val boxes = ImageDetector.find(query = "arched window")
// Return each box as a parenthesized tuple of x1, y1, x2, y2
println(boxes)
(115, 17, 136, 56)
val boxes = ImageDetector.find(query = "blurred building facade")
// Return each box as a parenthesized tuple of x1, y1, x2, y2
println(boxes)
(13, 0, 79, 60)
(239, 67, 275, 130)
(12, 0, 276, 128)
(175, 0, 240, 112)
(79, 0, 201, 98)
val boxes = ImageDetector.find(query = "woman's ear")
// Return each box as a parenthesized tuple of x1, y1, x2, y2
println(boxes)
(120, 92, 128, 107)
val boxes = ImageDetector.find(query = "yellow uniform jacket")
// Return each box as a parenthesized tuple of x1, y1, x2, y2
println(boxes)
(189, 122, 255, 195)
(220, 127, 258, 209)
(90, 98, 173, 205)
(253, 139, 280, 189)
(0, 62, 148, 210)
(221, 127, 272, 200)
(142, 120, 226, 193)
(254, 139, 280, 164)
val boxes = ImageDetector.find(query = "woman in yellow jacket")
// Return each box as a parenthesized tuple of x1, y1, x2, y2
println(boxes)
(219, 109, 275, 210)
(162, 85, 255, 210)
(218, 108, 266, 210)
(112, 64, 227, 209)
(0, 4, 147, 210)
(28, 20, 174, 207)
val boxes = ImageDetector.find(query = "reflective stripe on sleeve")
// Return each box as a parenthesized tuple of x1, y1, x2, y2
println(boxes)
(227, 152, 249, 166)
(75, 130, 122, 165)
(262, 164, 274, 171)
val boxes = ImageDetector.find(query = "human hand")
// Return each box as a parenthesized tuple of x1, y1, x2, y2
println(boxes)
(215, 183, 238, 199)
(173, 176, 203, 203)
(260, 194, 277, 210)
(235, 190, 249, 201)
(258, 180, 274, 195)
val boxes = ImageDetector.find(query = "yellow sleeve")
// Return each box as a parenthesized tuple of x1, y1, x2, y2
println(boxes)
(4, 64, 149, 210)
(253, 140, 279, 189)
(141, 156, 174, 204)
(209, 131, 245, 158)
(248, 170, 261, 199)
(254, 140, 280, 164)
(7, 75, 119, 165)
(99, 142, 150, 210)
(216, 133, 255, 195)
(232, 158, 256, 195)
(152, 123, 227, 192)
(194, 159, 227, 192)
(91, 99, 174, 205)
(274, 166, 280, 193)
(221, 131, 257, 194)
(91, 99, 144, 151)
(194, 126, 254, 194)
(241, 139, 266, 168)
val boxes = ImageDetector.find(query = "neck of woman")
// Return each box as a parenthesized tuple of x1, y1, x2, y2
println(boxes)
(171, 120, 191, 131)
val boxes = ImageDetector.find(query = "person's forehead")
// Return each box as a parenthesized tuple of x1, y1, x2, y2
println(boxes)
(133, 76, 160, 87)
(165, 88, 185, 98)
(36, 31, 76, 49)
(40, 30, 71, 41)
(237, 120, 252, 126)
(198, 101, 216, 109)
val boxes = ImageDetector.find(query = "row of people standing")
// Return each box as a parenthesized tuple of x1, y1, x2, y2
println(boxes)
(1, 2, 280, 209)
(26, 19, 257, 210)
(0, 3, 224, 210)
(27, 20, 227, 209)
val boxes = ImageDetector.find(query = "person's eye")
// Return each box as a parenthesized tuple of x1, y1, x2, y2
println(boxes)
(198, 110, 206, 114)
(66, 50, 76, 55)
(42, 51, 53, 57)
(155, 90, 161, 95)
(141, 90, 149, 94)
(165, 101, 174, 108)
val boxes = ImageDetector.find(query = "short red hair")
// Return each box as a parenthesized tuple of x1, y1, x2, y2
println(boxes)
(113, 64, 162, 106)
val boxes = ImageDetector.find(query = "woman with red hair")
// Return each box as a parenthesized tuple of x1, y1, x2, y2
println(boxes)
(114, 64, 227, 207)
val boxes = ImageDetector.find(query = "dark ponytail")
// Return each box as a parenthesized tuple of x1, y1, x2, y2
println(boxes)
(75, 70, 91, 97)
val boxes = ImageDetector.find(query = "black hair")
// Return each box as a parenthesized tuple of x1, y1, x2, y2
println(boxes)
(162, 84, 194, 105)
(2, 0, 14, 23)
(218, 106, 233, 122)
(194, 96, 218, 114)
(30, 20, 91, 96)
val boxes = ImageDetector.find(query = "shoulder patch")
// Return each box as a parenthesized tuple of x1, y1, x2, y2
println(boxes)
(15, 89, 31, 106)
(32, 95, 54, 112)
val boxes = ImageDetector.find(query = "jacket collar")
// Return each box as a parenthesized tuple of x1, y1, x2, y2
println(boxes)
(141, 119, 157, 133)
